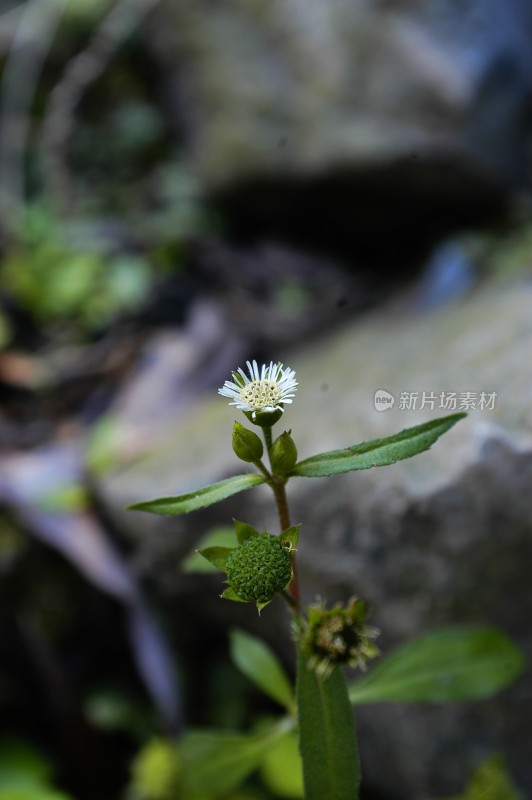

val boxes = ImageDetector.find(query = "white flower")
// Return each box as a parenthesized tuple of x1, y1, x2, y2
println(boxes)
(219, 360, 298, 418)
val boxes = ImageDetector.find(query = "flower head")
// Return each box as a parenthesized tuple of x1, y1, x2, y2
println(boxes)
(226, 533, 293, 605)
(197, 519, 300, 612)
(219, 361, 297, 421)
(299, 597, 380, 678)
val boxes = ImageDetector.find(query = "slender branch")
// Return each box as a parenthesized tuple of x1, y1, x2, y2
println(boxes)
(262, 423, 301, 610)
(263, 425, 273, 463)
(255, 459, 273, 481)
(271, 479, 291, 531)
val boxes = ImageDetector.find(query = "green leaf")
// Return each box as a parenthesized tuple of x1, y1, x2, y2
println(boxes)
(259, 729, 304, 799)
(230, 629, 295, 712)
(290, 413, 466, 478)
(279, 525, 301, 551)
(0, 788, 73, 800)
(197, 547, 233, 572)
(0, 739, 51, 789)
(0, 739, 73, 799)
(128, 474, 266, 516)
(179, 720, 293, 800)
(297, 653, 360, 800)
(221, 587, 246, 603)
(234, 519, 261, 545)
(181, 527, 235, 572)
(129, 738, 181, 800)
(444, 755, 525, 800)
(348, 627, 526, 705)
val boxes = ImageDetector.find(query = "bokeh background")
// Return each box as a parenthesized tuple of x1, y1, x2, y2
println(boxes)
(1, 1, 531, 798)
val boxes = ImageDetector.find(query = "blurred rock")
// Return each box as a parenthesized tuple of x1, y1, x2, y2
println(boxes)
(145, 0, 532, 262)
(154, 0, 532, 187)
(95, 277, 532, 797)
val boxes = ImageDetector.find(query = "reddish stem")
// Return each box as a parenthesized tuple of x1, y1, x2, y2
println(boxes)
(271, 478, 301, 608)
(263, 425, 301, 611)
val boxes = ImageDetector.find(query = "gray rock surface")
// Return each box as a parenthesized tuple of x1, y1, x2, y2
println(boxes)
(149, 0, 532, 192)
(94, 278, 532, 798)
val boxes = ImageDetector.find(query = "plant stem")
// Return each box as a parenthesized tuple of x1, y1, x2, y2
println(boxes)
(263, 425, 273, 461)
(271, 478, 291, 529)
(256, 460, 273, 481)
(281, 589, 298, 612)
(263, 425, 301, 611)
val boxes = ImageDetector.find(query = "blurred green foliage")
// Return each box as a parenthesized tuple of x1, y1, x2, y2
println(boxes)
(0, 162, 210, 340)
(2, 204, 150, 334)
(0, 312, 12, 349)
(258, 730, 303, 799)
(129, 738, 182, 800)
(181, 527, 236, 573)
(0, 739, 73, 800)
(483, 222, 532, 277)
(62, 0, 111, 25)
(84, 687, 156, 742)
(0, 0, 213, 346)
(463, 214, 532, 280)
(128, 724, 292, 800)
(445, 755, 524, 800)
(0, 517, 28, 573)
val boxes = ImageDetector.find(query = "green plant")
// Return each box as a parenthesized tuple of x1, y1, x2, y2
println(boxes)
(129, 361, 525, 799)
(1, 204, 151, 336)
(0, 738, 73, 800)
(445, 755, 524, 800)
(129, 738, 183, 800)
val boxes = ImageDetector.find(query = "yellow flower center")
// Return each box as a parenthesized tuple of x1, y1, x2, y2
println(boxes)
(241, 379, 281, 410)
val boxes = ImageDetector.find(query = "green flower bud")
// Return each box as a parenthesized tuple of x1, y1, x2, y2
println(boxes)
(300, 598, 379, 678)
(232, 421, 264, 463)
(270, 430, 298, 476)
(225, 534, 292, 606)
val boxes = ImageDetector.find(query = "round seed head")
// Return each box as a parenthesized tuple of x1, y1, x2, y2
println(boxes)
(226, 534, 292, 604)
